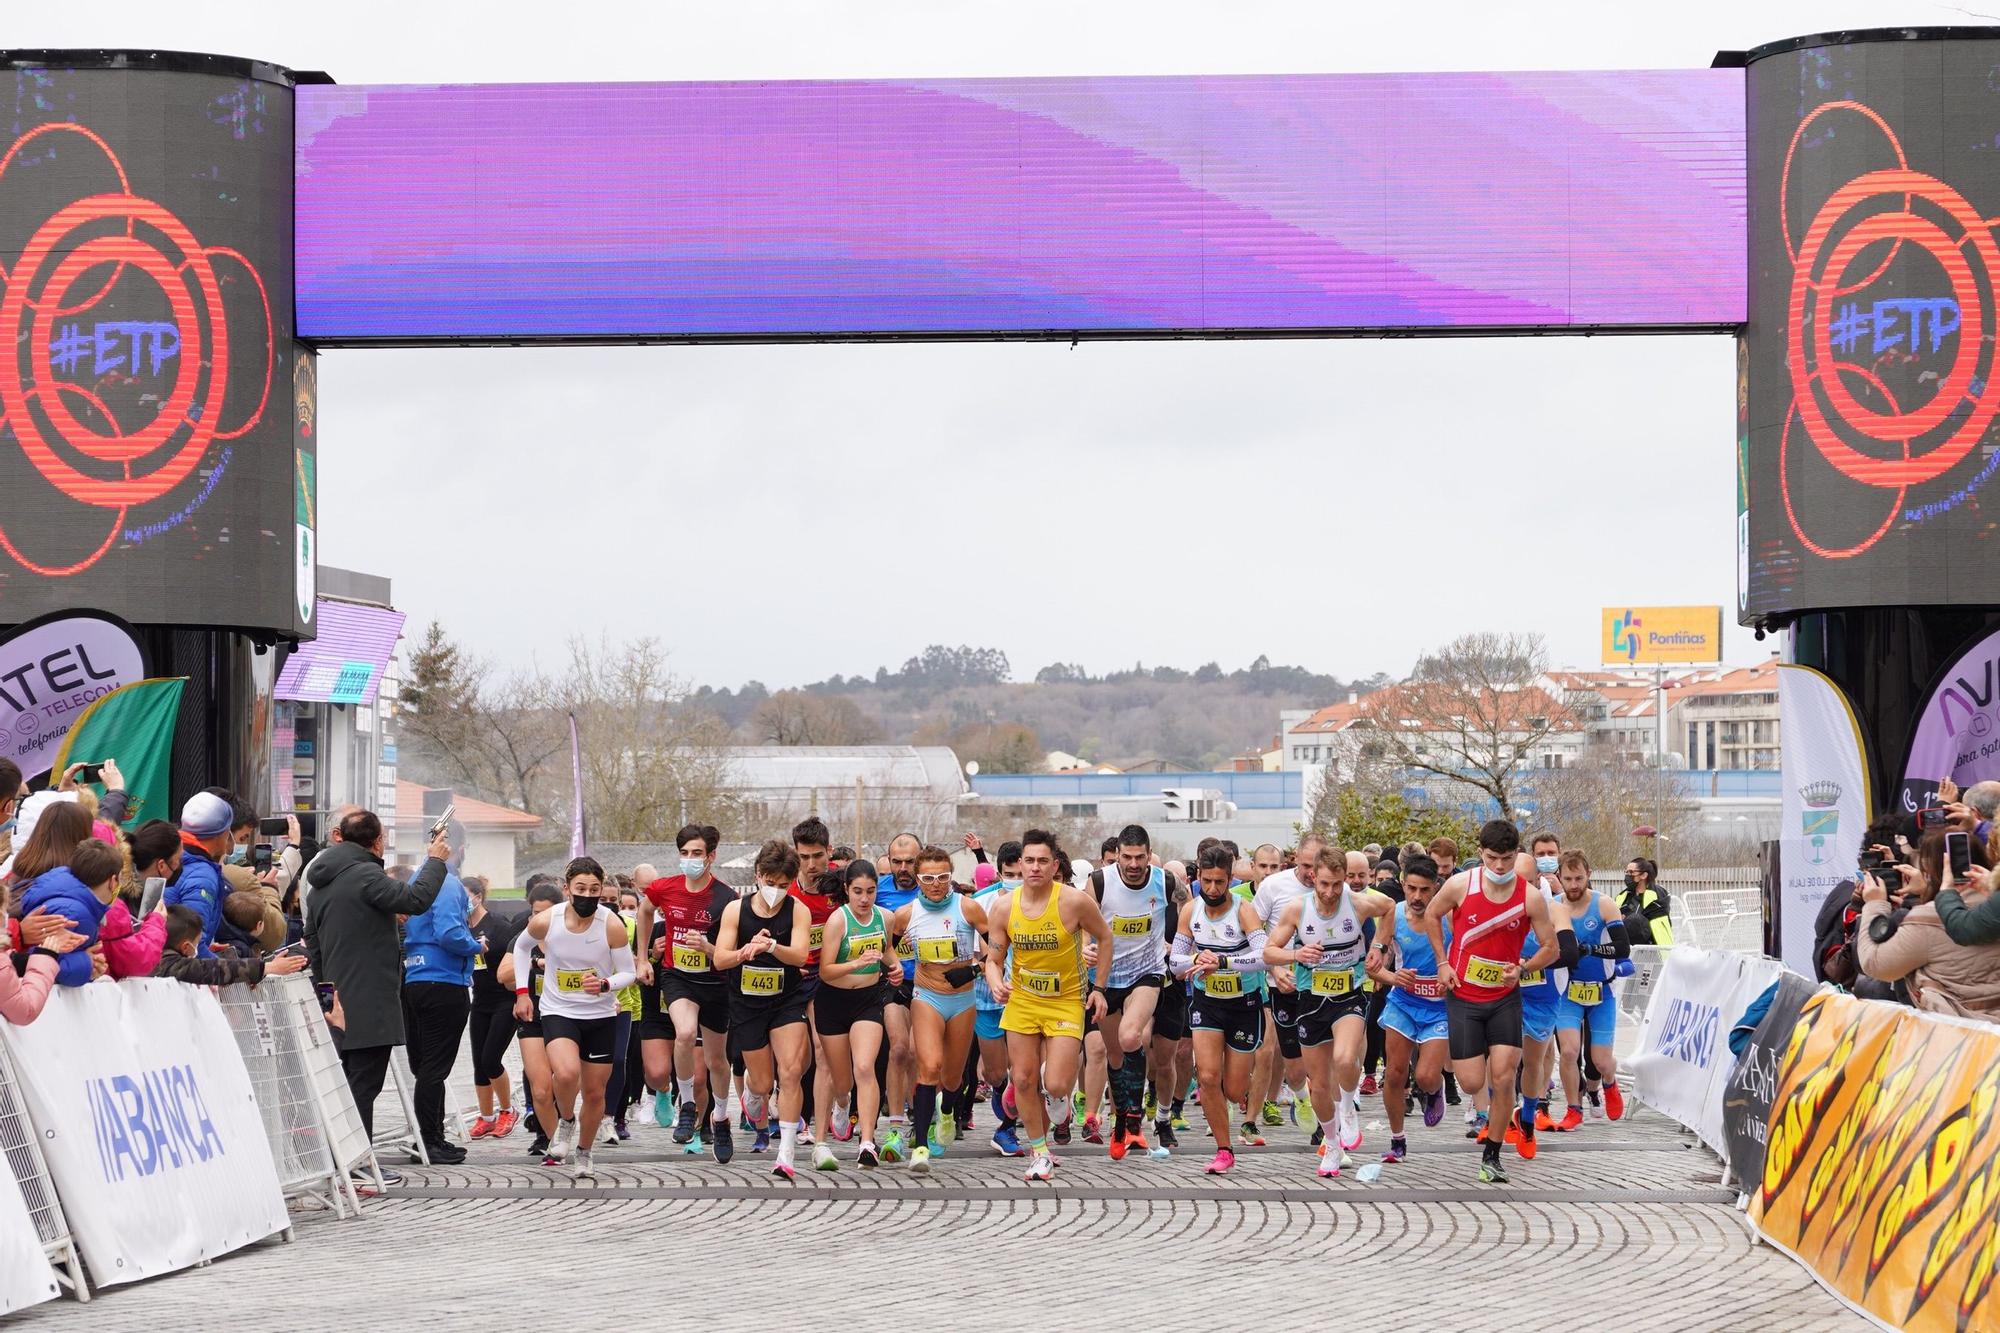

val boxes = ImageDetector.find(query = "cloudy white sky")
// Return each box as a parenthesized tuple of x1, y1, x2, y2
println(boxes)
(18, 1, 1965, 689)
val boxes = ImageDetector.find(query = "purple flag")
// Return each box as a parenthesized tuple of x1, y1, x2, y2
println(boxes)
(568, 712, 587, 857)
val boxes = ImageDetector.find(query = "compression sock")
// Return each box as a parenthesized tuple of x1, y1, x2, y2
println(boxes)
(1519, 1096, 1539, 1135)
(912, 1084, 938, 1148)
(676, 1076, 695, 1106)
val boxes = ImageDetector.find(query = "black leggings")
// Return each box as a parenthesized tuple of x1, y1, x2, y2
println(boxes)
(470, 1004, 514, 1085)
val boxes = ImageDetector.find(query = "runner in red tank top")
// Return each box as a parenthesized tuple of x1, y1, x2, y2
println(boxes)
(1420, 819, 1570, 1185)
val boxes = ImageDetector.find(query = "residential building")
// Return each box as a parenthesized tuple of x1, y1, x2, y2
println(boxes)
(1673, 662, 1783, 771)
(393, 779, 543, 886)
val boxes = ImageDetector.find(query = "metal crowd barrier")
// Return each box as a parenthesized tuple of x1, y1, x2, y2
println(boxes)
(0, 1037, 85, 1301)
(217, 974, 380, 1217)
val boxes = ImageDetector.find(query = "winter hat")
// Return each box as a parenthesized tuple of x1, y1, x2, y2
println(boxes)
(180, 791, 235, 839)
(973, 863, 998, 891)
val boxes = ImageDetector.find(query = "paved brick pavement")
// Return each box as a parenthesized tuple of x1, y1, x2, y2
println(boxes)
(12, 1096, 1865, 1331)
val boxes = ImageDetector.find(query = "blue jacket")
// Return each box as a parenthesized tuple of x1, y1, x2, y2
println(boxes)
(19, 867, 112, 987)
(401, 870, 480, 986)
(165, 843, 225, 956)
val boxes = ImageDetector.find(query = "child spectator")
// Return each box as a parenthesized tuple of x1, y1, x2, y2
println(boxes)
(153, 905, 306, 986)
(214, 889, 271, 957)
(17, 838, 123, 987)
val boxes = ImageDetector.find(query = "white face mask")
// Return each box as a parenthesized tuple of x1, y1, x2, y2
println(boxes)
(756, 883, 786, 909)
(1485, 865, 1518, 888)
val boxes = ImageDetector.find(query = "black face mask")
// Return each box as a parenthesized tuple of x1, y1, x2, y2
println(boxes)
(1623, 874, 1639, 891)
(572, 894, 601, 917)
(1200, 889, 1231, 908)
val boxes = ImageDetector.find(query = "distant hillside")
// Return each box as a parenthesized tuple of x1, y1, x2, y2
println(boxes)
(688, 645, 1390, 770)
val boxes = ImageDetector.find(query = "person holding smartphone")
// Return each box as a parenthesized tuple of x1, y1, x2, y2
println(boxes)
(1856, 830, 2000, 1019)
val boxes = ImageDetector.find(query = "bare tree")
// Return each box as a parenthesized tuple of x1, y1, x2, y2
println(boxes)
(750, 690, 881, 746)
(1521, 754, 1699, 868)
(1357, 632, 1582, 824)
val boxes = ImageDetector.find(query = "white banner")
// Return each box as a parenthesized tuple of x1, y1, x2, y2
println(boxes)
(0, 979, 288, 1286)
(1629, 945, 1783, 1156)
(0, 1162, 58, 1315)
(1776, 664, 1872, 977)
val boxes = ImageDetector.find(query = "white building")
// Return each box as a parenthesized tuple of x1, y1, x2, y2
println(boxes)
(706, 745, 970, 845)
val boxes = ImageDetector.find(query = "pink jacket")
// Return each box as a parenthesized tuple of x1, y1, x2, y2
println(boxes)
(0, 951, 59, 1024)
(98, 899, 166, 979)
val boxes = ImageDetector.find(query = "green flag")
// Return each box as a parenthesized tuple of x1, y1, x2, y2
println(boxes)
(52, 677, 188, 828)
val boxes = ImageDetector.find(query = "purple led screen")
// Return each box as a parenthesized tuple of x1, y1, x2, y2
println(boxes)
(294, 71, 1745, 341)
(274, 599, 404, 705)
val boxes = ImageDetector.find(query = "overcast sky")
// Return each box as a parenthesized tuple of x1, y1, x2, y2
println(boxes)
(20, 1, 1965, 689)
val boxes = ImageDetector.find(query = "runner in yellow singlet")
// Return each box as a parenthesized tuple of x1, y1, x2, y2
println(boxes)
(986, 828, 1114, 1182)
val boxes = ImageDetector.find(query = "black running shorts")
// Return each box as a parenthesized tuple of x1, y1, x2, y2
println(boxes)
(541, 1012, 619, 1064)
(1446, 990, 1524, 1062)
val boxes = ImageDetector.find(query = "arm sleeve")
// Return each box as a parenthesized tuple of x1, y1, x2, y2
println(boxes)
(435, 883, 482, 958)
(1856, 900, 1923, 982)
(1169, 930, 1197, 978)
(1556, 928, 1580, 970)
(1234, 929, 1270, 974)
(971, 846, 988, 865)
(1602, 920, 1632, 959)
(1932, 889, 2000, 947)
(511, 927, 538, 992)
(358, 857, 451, 916)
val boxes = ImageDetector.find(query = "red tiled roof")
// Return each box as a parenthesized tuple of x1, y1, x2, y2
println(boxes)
(395, 780, 543, 831)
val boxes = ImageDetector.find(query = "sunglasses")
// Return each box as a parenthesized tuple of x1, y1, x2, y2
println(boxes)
(916, 872, 953, 886)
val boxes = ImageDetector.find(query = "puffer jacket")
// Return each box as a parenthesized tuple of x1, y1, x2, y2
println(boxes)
(1859, 892, 2000, 1019)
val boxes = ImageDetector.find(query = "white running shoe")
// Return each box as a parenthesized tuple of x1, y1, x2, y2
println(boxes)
(1337, 1095, 1362, 1152)
(831, 1105, 853, 1142)
(572, 1148, 596, 1181)
(1316, 1142, 1341, 1178)
(548, 1118, 576, 1164)
(1024, 1151, 1055, 1182)
(597, 1119, 619, 1147)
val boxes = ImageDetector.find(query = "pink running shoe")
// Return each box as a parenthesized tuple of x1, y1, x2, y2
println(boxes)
(1204, 1148, 1236, 1175)
(1001, 1083, 1018, 1120)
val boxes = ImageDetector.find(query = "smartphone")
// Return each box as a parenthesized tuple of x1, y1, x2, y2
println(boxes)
(260, 816, 289, 837)
(73, 763, 103, 784)
(1860, 848, 1888, 872)
(253, 843, 275, 873)
(429, 803, 456, 839)
(268, 940, 307, 959)
(140, 876, 167, 916)
(1948, 831, 1972, 879)
(1918, 807, 1950, 831)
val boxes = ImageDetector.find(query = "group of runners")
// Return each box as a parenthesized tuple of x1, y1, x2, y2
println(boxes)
(481, 815, 1632, 1184)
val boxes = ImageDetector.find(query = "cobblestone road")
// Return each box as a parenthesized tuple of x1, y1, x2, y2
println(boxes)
(14, 1096, 1863, 1331)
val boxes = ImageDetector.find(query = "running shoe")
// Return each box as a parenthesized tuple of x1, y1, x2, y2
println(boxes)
(910, 1145, 932, 1175)
(1534, 1107, 1556, 1133)
(1337, 1094, 1362, 1152)
(1125, 1125, 1151, 1157)
(1464, 1112, 1488, 1141)
(1604, 1082, 1626, 1122)
(1444, 1081, 1462, 1106)
(1171, 1107, 1190, 1131)
(1239, 1121, 1266, 1148)
(991, 1125, 1023, 1157)
(1051, 1115, 1072, 1147)
(880, 1127, 907, 1163)
(1381, 1138, 1407, 1164)
(1108, 1122, 1128, 1161)
(573, 1149, 596, 1181)
(1360, 1074, 1379, 1097)
(1556, 1106, 1584, 1133)
(1315, 1143, 1341, 1179)
(1585, 1088, 1604, 1120)
(469, 1115, 495, 1139)
(831, 1105, 853, 1142)
(527, 1132, 550, 1158)
(492, 1109, 520, 1139)
(598, 1118, 620, 1148)
(938, 1113, 958, 1146)
(1073, 1090, 1087, 1121)
(1261, 1100, 1283, 1127)
(711, 1119, 735, 1164)
(1001, 1083, 1018, 1120)
(772, 1158, 796, 1181)
(549, 1118, 577, 1164)
(1024, 1151, 1055, 1182)
(927, 1128, 948, 1159)
(1422, 1086, 1446, 1129)
(653, 1094, 675, 1129)
(859, 1141, 880, 1169)
(1478, 1158, 1510, 1185)
(1309, 1123, 1324, 1147)
(1204, 1148, 1235, 1175)
(1503, 1117, 1522, 1147)
(1155, 1119, 1178, 1150)
(751, 1125, 772, 1154)
(1081, 1115, 1104, 1145)
(615, 1120, 631, 1142)
(1144, 1086, 1158, 1121)
(1514, 1114, 1538, 1161)
(814, 1143, 838, 1172)
(673, 1100, 698, 1144)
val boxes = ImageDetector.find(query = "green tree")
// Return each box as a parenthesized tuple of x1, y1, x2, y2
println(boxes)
(1304, 784, 1473, 858)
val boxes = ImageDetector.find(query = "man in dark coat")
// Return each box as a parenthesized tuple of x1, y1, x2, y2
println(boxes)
(304, 807, 451, 1143)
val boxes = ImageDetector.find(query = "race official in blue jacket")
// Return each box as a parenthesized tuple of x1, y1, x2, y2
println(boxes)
(401, 863, 480, 1163)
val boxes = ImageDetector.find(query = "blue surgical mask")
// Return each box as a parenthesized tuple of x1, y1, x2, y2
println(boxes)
(679, 857, 706, 880)
(226, 847, 250, 865)
(1486, 865, 1518, 888)
(1535, 855, 1559, 876)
